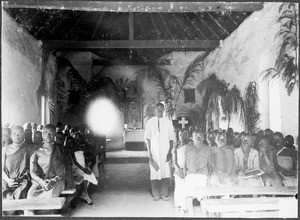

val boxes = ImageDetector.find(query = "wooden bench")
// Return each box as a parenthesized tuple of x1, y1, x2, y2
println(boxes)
(2, 187, 77, 216)
(185, 186, 298, 217)
(60, 187, 78, 215)
(3, 197, 66, 216)
(201, 197, 297, 217)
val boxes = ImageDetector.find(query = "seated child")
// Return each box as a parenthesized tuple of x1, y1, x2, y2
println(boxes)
(2, 126, 31, 201)
(27, 124, 67, 200)
(209, 131, 236, 186)
(206, 130, 216, 147)
(233, 132, 241, 148)
(234, 134, 264, 186)
(258, 138, 283, 186)
(184, 130, 211, 196)
(274, 135, 298, 177)
(173, 129, 189, 214)
(2, 127, 12, 147)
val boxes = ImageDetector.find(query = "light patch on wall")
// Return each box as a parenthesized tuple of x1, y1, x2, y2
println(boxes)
(86, 98, 120, 136)
(269, 79, 282, 132)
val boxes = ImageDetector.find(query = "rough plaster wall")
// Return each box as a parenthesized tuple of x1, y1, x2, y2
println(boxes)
(1, 11, 42, 126)
(201, 2, 298, 136)
(66, 51, 206, 150)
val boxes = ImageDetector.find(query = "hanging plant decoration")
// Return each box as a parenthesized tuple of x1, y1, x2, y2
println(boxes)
(244, 81, 260, 133)
(262, 2, 298, 95)
(196, 74, 244, 131)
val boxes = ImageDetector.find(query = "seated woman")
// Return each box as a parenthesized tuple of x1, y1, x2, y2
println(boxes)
(173, 129, 189, 214)
(233, 132, 241, 148)
(2, 126, 31, 201)
(33, 131, 43, 146)
(27, 124, 67, 200)
(234, 133, 264, 186)
(274, 135, 298, 178)
(2, 127, 12, 147)
(65, 133, 97, 205)
(206, 130, 216, 147)
(210, 131, 236, 186)
(184, 130, 211, 196)
(258, 138, 283, 186)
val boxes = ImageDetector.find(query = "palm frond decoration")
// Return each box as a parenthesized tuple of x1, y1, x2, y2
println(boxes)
(261, 2, 298, 95)
(206, 92, 220, 131)
(196, 74, 227, 130)
(141, 92, 157, 120)
(196, 74, 245, 131)
(244, 82, 260, 133)
(136, 64, 179, 119)
(173, 53, 207, 107)
(182, 53, 207, 87)
(179, 103, 203, 127)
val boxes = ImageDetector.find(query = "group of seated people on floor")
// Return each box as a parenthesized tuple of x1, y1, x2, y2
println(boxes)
(172, 128, 298, 214)
(2, 122, 106, 215)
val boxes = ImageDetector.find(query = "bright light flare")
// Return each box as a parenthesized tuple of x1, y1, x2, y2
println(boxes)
(86, 98, 120, 136)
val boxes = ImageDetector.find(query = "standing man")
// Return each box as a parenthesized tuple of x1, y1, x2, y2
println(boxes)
(145, 103, 176, 201)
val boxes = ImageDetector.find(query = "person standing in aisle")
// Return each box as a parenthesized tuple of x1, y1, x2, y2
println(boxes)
(145, 103, 176, 201)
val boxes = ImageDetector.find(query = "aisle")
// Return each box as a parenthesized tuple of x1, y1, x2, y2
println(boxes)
(69, 163, 177, 217)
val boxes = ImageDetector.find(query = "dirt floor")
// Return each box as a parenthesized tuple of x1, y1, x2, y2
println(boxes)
(69, 163, 181, 217)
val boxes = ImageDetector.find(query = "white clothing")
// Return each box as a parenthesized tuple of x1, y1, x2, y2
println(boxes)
(176, 145, 186, 168)
(145, 116, 176, 180)
(73, 151, 98, 185)
(234, 147, 259, 171)
(185, 174, 207, 197)
(174, 174, 186, 209)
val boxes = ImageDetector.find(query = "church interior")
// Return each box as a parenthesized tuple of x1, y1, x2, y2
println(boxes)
(1, 1, 299, 217)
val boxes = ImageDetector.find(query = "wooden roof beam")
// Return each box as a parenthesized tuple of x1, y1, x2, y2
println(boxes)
(43, 40, 220, 49)
(3, 1, 264, 13)
(207, 12, 230, 36)
(194, 13, 220, 39)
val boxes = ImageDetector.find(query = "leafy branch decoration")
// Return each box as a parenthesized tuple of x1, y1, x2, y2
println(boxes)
(262, 2, 298, 95)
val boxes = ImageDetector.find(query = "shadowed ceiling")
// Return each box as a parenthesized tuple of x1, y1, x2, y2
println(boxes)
(3, 1, 262, 62)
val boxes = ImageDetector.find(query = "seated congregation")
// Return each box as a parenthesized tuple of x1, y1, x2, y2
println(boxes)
(172, 128, 298, 214)
(2, 122, 106, 216)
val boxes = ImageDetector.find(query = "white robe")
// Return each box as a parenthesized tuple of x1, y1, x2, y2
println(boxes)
(145, 116, 176, 180)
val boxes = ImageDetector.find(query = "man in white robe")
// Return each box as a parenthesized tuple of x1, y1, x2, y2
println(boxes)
(145, 103, 176, 201)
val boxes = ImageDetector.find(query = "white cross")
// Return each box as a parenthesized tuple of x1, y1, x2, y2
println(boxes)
(178, 117, 189, 129)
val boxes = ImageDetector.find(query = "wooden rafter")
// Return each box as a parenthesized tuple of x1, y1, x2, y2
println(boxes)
(150, 14, 161, 40)
(43, 40, 220, 49)
(128, 13, 134, 40)
(92, 13, 105, 39)
(171, 14, 189, 40)
(63, 12, 87, 39)
(3, 1, 264, 13)
(194, 13, 220, 39)
(183, 14, 207, 39)
(174, 14, 198, 39)
(228, 13, 238, 27)
(92, 59, 171, 66)
(158, 14, 174, 40)
(149, 14, 166, 54)
(207, 12, 230, 36)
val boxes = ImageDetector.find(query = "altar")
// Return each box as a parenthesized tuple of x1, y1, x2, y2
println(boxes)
(123, 130, 147, 151)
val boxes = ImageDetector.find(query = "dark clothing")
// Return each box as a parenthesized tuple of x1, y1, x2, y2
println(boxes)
(151, 178, 170, 199)
(2, 144, 31, 199)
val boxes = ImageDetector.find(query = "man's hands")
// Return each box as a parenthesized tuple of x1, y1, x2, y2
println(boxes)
(7, 178, 19, 187)
(84, 168, 92, 175)
(166, 152, 172, 162)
